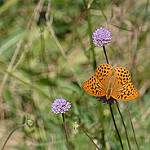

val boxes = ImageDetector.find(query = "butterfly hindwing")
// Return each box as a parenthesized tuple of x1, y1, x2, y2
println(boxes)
(82, 76, 106, 97)
(111, 82, 139, 101)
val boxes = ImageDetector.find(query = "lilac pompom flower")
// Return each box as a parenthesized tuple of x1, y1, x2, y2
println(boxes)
(51, 98, 71, 114)
(52, 98, 71, 149)
(92, 27, 112, 47)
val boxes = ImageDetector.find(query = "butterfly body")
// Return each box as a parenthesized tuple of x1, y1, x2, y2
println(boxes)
(83, 64, 139, 101)
(106, 88, 111, 100)
(105, 76, 117, 100)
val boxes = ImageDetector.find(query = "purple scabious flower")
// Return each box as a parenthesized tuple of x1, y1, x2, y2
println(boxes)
(92, 27, 112, 47)
(96, 96, 115, 104)
(51, 98, 71, 114)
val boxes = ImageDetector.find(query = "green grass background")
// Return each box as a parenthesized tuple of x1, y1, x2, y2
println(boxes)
(0, 0, 150, 149)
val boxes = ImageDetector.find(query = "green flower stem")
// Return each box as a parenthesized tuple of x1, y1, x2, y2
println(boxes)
(83, 0, 106, 148)
(102, 46, 124, 149)
(2, 123, 27, 150)
(62, 113, 70, 150)
(109, 104, 124, 150)
(103, 46, 109, 64)
(83, 0, 96, 71)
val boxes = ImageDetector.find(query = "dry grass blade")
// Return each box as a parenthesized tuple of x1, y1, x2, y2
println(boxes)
(0, 0, 45, 117)
(45, 0, 82, 88)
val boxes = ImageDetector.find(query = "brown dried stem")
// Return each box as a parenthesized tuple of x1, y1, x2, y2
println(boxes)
(76, 122, 101, 150)
(45, 0, 82, 88)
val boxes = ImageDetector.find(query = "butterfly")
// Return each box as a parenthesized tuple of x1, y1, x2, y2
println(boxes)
(82, 64, 139, 101)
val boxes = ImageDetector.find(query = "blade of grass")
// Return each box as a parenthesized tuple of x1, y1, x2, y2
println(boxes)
(12, 29, 48, 71)
(0, 0, 45, 110)
(1, 66, 51, 100)
(0, 33, 22, 57)
(0, 0, 19, 14)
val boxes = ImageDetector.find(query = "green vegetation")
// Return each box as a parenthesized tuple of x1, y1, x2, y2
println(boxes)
(0, 0, 149, 149)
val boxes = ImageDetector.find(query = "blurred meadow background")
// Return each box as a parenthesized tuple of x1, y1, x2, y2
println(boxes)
(0, 0, 150, 149)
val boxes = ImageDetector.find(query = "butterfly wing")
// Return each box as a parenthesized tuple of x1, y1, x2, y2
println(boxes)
(111, 83, 139, 101)
(83, 64, 113, 97)
(112, 67, 131, 89)
(82, 76, 106, 96)
(111, 67, 139, 101)
(96, 64, 113, 88)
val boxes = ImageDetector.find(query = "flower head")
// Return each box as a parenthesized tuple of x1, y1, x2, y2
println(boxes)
(92, 27, 112, 47)
(27, 119, 34, 128)
(51, 98, 71, 114)
(96, 96, 115, 104)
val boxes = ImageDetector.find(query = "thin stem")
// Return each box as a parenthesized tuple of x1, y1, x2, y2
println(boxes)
(116, 101, 131, 150)
(125, 102, 139, 150)
(102, 45, 124, 149)
(84, 0, 96, 71)
(109, 104, 124, 150)
(102, 46, 109, 64)
(76, 122, 101, 150)
(2, 123, 27, 150)
(62, 113, 70, 150)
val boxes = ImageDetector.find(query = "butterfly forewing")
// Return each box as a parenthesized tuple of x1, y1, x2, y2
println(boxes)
(96, 64, 113, 88)
(82, 76, 106, 97)
(83, 64, 113, 97)
(112, 67, 131, 90)
(111, 82, 139, 101)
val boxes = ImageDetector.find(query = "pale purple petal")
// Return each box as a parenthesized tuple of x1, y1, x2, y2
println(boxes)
(51, 98, 71, 114)
(92, 27, 112, 47)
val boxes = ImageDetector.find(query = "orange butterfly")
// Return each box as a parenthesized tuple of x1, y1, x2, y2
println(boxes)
(83, 64, 139, 101)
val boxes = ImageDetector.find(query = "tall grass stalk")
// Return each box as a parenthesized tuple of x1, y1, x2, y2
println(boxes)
(83, 0, 96, 71)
